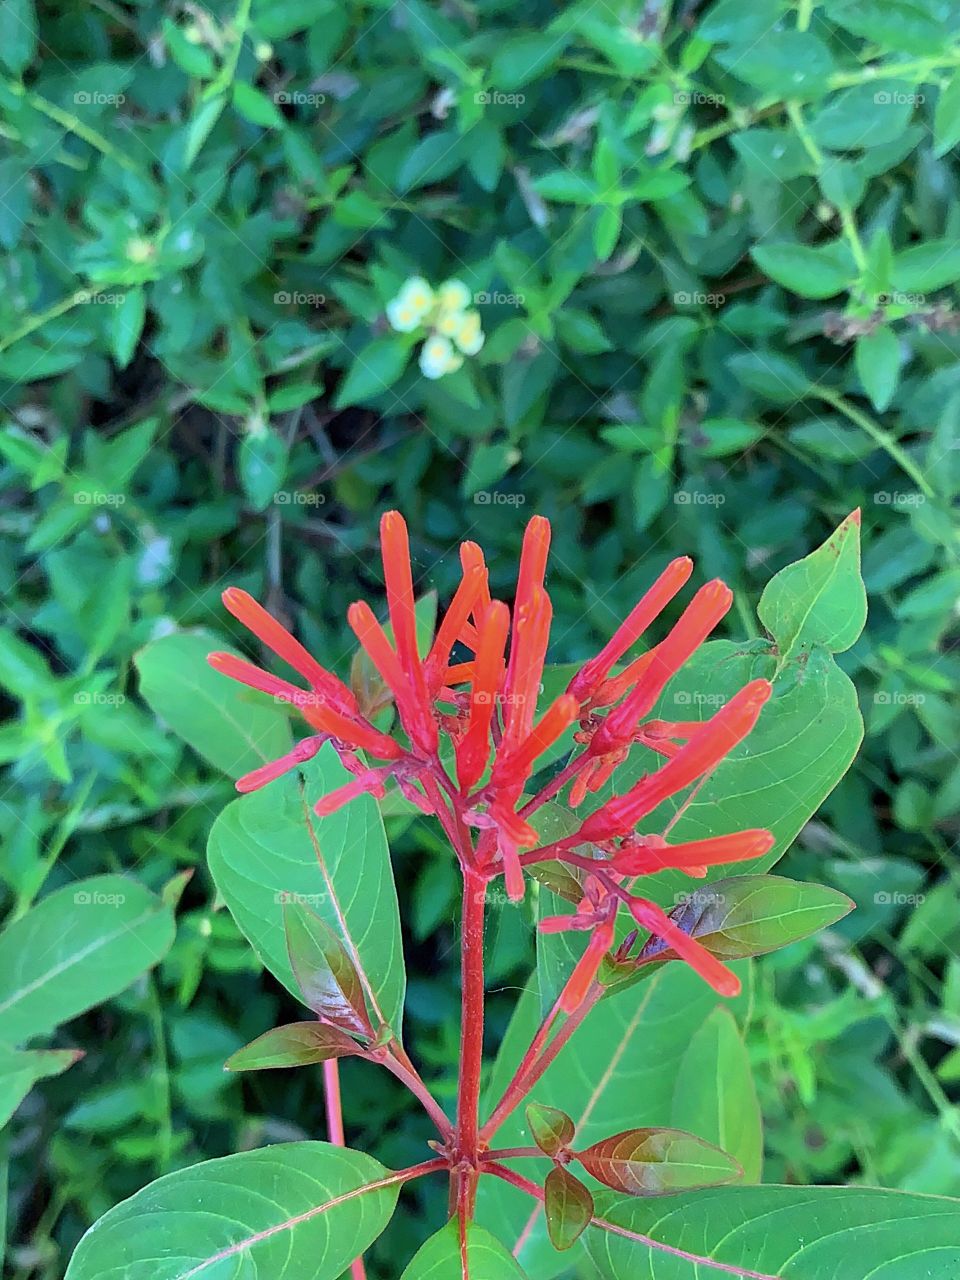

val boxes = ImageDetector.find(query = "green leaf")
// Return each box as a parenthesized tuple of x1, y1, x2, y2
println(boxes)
(233, 81, 286, 129)
(527, 1102, 576, 1157)
(252, 0, 333, 38)
(207, 745, 406, 1034)
(752, 242, 852, 299)
(576, 1128, 742, 1195)
(0, 875, 175, 1045)
(0, 0, 37, 73)
(636, 876, 853, 969)
(855, 326, 900, 411)
(284, 899, 372, 1036)
(934, 70, 960, 157)
(65, 1142, 398, 1280)
(757, 510, 866, 661)
(109, 288, 146, 369)
(239, 427, 288, 512)
(183, 93, 227, 168)
(136, 629, 293, 779)
(584, 1184, 960, 1278)
(224, 1022, 360, 1071)
(334, 336, 413, 408)
(716, 31, 834, 95)
(893, 239, 960, 292)
(0, 1045, 80, 1129)
(400, 1221, 528, 1277)
(544, 1166, 594, 1251)
(689, 418, 763, 458)
(491, 33, 564, 90)
(670, 1007, 762, 1182)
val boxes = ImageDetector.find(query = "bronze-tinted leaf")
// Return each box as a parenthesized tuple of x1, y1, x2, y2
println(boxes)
(526, 1101, 576, 1157)
(544, 1166, 594, 1251)
(224, 1022, 361, 1071)
(575, 1126, 742, 1196)
(283, 899, 373, 1037)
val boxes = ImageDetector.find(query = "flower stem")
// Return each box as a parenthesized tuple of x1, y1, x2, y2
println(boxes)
(454, 865, 487, 1219)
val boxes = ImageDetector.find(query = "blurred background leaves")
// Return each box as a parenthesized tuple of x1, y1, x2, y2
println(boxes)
(2, 0, 960, 1275)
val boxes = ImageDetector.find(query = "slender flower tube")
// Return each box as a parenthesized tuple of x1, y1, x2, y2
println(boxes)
(579, 679, 772, 842)
(590, 580, 734, 758)
(456, 602, 510, 790)
(610, 829, 775, 876)
(567, 557, 693, 702)
(379, 513, 438, 754)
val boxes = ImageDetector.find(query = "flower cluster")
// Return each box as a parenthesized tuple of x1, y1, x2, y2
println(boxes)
(385, 276, 484, 379)
(210, 514, 774, 1003)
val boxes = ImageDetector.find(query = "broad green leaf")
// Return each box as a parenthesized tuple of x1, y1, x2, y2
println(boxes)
(758, 510, 866, 661)
(0, 1045, 80, 1129)
(584, 1184, 960, 1278)
(225, 1022, 360, 1071)
(893, 239, 960, 292)
(136, 629, 293, 778)
(934, 70, 960, 157)
(752, 242, 852, 299)
(716, 31, 834, 95)
(545, 1166, 593, 1251)
(856, 326, 900, 411)
(284, 899, 372, 1036)
(576, 1128, 741, 1195)
(65, 1142, 397, 1280)
(109, 288, 146, 370)
(527, 1102, 576, 1157)
(334, 336, 413, 408)
(476, 964, 747, 1278)
(635, 876, 853, 966)
(252, 0, 333, 38)
(0, 875, 175, 1045)
(207, 744, 406, 1034)
(232, 81, 286, 129)
(239, 428, 288, 512)
(0, 0, 37, 73)
(671, 1007, 762, 1182)
(400, 1221, 528, 1278)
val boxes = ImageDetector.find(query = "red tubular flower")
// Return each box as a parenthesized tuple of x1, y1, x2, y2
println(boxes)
(590, 580, 734, 758)
(456, 601, 510, 790)
(378, 512, 438, 754)
(222, 588, 358, 715)
(579, 679, 772, 842)
(626, 896, 740, 996)
(567, 557, 693, 703)
(610, 829, 775, 876)
(208, 651, 401, 763)
(212, 511, 777, 998)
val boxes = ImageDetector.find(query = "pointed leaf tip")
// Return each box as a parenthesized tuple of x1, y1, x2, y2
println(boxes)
(544, 1166, 594, 1251)
(526, 1101, 576, 1156)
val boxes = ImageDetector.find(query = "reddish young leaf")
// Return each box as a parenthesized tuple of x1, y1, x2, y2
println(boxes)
(526, 1101, 576, 1157)
(575, 1126, 742, 1196)
(283, 900, 373, 1038)
(224, 1022, 360, 1072)
(544, 1165, 594, 1251)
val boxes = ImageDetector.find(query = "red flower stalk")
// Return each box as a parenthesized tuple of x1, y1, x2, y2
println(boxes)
(210, 511, 773, 995)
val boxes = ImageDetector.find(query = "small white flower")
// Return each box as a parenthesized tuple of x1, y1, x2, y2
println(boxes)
(436, 278, 471, 312)
(435, 307, 465, 338)
(419, 335, 463, 379)
(453, 310, 484, 356)
(386, 296, 421, 332)
(399, 276, 435, 320)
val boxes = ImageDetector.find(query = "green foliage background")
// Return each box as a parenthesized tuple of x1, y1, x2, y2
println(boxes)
(2, 0, 960, 1275)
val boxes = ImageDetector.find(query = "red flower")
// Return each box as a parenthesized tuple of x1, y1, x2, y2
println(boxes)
(209, 511, 773, 998)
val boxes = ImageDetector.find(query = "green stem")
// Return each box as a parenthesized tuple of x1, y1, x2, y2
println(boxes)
(146, 977, 173, 1175)
(6, 81, 141, 172)
(0, 289, 92, 355)
(814, 386, 935, 499)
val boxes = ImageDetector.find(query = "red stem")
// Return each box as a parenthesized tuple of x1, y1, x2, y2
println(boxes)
(454, 864, 487, 1219)
(321, 1061, 366, 1280)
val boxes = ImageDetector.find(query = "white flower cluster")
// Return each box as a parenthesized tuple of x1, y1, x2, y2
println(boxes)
(386, 277, 484, 379)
